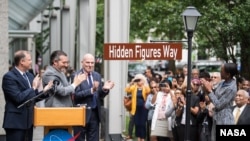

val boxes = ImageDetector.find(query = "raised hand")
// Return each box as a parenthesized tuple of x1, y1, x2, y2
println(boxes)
(73, 73, 87, 87)
(93, 81, 100, 92)
(32, 74, 41, 90)
(200, 78, 213, 93)
(103, 80, 115, 90)
(44, 80, 53, 92)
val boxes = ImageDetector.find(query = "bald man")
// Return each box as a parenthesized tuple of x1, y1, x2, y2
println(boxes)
(233, 89, 250, 125)
(73, 53, 114, 141)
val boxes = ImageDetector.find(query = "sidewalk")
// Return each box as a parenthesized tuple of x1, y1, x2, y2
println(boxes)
(33, 126, 44, 141)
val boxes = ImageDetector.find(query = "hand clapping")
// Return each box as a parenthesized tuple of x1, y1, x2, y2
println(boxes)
(32, 74, 41, 90)
(44, 80, 53, 92)
(103, 80, 115, 90)
(73, 73, 87, 87)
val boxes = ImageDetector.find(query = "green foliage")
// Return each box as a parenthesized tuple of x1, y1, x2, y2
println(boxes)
(35, 27, 50, 55)
(95, 0, 250, 78)
(130, 0, 186, 41)
(96, 0, 104, 56)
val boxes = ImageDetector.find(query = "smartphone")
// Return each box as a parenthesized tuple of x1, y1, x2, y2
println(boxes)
(200, 94, 205, 102)
(167, 76, 173, 82)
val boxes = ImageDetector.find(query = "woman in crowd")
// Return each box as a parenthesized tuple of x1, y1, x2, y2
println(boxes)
(125, 74, 151, 141)
(150, 79, 174, 141)
(145, 80, 159, 141)
(171, 88, 183, 141)
(201, 63, 238, 141)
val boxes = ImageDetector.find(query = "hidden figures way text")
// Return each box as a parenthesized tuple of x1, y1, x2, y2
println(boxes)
(103, 43, 182, 60)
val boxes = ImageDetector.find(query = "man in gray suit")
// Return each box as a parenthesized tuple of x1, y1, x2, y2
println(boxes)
(73, 53, 114, 141)
(42, 50, 87, 107)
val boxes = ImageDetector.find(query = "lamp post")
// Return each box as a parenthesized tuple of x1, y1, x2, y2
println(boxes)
(181, 6, 201, 141)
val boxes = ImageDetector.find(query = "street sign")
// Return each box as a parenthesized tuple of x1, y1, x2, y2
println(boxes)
(103, 43, 182, 60)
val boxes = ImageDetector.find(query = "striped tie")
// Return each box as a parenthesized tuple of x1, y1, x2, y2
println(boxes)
(23, 73, 31, 88)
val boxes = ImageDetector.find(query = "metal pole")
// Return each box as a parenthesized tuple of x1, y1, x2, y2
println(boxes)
(185, 30, 193, 141)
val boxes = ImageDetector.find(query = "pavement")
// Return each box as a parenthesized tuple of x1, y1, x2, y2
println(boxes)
(33, 126, 44, 141)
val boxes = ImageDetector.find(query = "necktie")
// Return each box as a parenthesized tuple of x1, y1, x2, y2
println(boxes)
(23, 73, 31, 88)
(88, 74, 96, 108)
(88, 74, 93, 87)
(234, 108, 241, 124)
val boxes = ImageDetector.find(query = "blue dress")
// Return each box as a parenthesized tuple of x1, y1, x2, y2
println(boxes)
(134, 89, 148, 139)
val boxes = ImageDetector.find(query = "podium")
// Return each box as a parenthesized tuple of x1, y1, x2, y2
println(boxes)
(34, 106, 86, 136)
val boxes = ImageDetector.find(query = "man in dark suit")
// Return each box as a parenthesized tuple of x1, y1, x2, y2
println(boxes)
(73, 53, 114, 141)
(233, 89, 250, 125)
(2, 50, 53, 141)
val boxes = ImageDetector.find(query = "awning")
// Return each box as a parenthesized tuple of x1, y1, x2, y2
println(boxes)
(9, 0, 53, 30)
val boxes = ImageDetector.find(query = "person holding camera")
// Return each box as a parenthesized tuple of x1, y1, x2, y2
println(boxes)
(175, 82, 200, 141)
(125, 74, 151, 141)
(145, 80, 159, 141)
(150, 79, 174, 141)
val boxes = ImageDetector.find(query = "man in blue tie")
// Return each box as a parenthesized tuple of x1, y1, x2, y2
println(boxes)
(73, 53, 115, 141)
(2, 50, 53, 141)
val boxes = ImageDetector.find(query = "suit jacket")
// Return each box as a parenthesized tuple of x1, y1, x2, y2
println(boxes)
(2, 67, 39, 129)
(42, 65, 75, 107)
(74, 69, 109, 122)
(208, 79, 237, 125)
(233, 105, 250, 125)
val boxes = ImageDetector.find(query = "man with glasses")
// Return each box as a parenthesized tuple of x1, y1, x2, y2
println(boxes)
(42, 50, 87, 107)
(210, 72, 221, 91)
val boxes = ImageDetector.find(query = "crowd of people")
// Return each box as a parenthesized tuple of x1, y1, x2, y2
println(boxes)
(124, 63, 250, 141)
(3, 50, 250, 141)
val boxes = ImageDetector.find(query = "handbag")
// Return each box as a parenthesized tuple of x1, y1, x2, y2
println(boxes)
(123, 96, 132, 111)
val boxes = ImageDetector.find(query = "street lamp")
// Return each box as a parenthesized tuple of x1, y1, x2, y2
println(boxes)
(181, 6, 201, 141)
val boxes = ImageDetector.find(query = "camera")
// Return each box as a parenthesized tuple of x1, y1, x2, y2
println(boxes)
(177, 97, 181, 102)
(202, 121, 208, 126)
(159, 83, 166, 87)
(199, 94, 205, 102)
(133, 79, 140, 82)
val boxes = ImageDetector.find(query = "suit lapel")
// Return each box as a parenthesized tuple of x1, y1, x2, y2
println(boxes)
(26, 72, 34, 88)
(13, 68, 30, 88)
(238, 106, 246, 123)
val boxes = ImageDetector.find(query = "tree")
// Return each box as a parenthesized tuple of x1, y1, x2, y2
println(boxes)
(95, 0, 250, 78)
(129, 0, 250, 78)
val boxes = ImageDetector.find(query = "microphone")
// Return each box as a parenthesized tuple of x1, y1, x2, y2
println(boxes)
(52, 80, 60, 93)
(17, 80, 60, 109)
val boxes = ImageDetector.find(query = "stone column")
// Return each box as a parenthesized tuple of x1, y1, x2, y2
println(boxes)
(77, 0, 97, 69)
(104, 0, 130, 140)
(0, 0, 8, 135)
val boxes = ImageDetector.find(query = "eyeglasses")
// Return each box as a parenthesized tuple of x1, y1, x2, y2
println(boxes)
(193, 83, 200, 86)
(159, 83, 167, 87)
